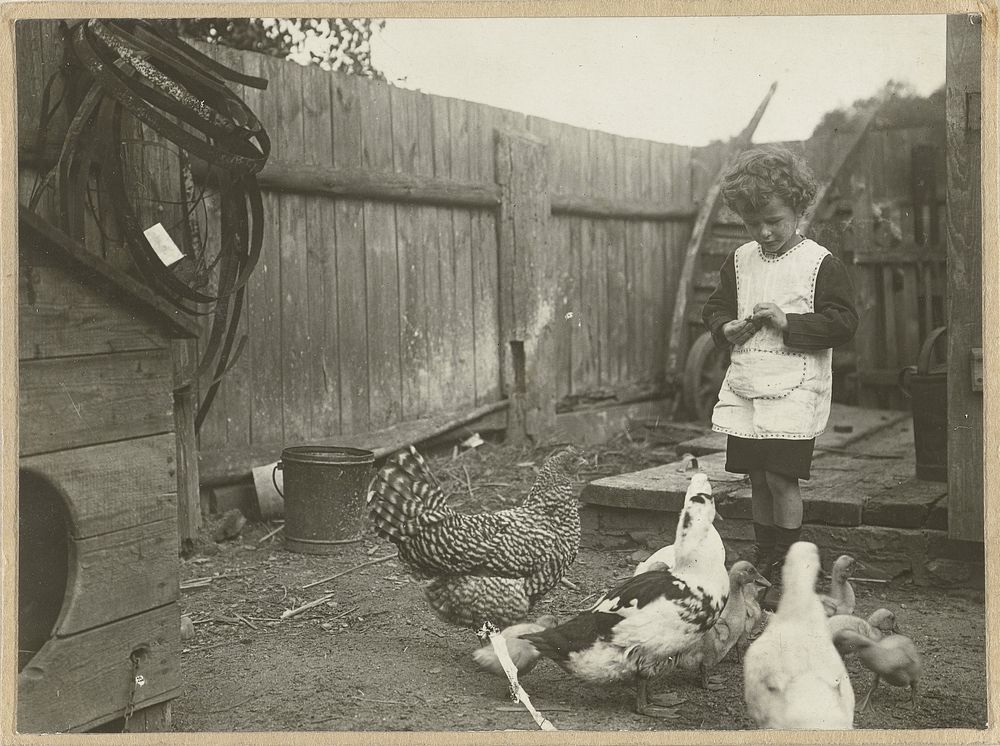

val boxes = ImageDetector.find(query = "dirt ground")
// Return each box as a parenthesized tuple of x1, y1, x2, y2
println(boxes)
(171, 430, 988, 733)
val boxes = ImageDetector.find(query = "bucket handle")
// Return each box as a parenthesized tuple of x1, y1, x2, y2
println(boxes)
(272, 461, 284, 499)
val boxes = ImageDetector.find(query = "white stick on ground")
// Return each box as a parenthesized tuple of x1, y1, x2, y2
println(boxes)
(480, 624, 557, 731)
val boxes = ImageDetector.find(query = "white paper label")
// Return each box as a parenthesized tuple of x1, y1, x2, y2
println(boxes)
(143, 223, 185, 267)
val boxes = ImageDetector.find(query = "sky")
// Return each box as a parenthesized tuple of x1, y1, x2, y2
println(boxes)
(367, 15, 946, 147)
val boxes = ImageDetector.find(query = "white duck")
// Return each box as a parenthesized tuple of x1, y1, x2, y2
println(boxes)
(472, 614, 559, 677)
(520, 472, 729, 718)
(743, 541, 855, 729)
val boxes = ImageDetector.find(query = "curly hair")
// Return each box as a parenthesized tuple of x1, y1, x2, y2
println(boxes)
(720, 145, 818, 216)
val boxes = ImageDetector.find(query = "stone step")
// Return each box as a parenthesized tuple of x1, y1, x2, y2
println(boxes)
(674, 404, 910, 456)
(579, 504, 982, 588)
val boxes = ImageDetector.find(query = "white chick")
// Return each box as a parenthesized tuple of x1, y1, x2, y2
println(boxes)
(472, 614, 558, 678)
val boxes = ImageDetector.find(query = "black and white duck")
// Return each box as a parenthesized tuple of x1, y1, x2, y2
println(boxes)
(519, 472, 729, 719)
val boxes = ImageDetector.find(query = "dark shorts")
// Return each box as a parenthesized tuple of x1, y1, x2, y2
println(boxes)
(725, 436, 816, 481)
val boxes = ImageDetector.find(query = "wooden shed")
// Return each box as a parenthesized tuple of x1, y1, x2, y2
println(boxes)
(17, 208, 200, 732)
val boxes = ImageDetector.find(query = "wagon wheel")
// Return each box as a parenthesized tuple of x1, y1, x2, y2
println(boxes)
(682, 331, 730, 423)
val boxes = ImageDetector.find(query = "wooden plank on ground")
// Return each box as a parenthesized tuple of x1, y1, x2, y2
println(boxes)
(20, 434, 177, 537)
(56, 519, 179, 636)
(199, 399, 510, 482)
(675, 404, 911, 456)
(19, 350, 174, 456)
(18, 603, 180, 734)
(330, 71, 369, 434)
(358, 75, 402, 429)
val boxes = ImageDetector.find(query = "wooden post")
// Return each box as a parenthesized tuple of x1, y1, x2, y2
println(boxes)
(945, 13, 984, 542)
(172, 338, 202, 547)
(495, 129, 555, 442)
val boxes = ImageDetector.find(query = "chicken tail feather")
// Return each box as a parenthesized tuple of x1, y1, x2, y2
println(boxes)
(367, 446, 450, 542)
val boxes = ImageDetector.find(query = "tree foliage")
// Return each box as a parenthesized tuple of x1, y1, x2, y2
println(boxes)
(166, 18, 385, 78)
(811, 80, 945, 138)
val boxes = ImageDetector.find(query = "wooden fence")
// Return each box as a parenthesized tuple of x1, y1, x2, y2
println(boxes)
(15, 22, 948, 486)
(15, 24, 699, 484)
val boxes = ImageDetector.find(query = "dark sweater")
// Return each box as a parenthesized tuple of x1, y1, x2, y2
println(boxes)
(702, 250, 859, 351)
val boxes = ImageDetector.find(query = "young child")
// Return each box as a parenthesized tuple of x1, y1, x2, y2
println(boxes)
(701, 145, 859, 610)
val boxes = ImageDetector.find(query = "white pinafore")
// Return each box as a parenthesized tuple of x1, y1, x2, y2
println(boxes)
(711, 238, 833, 440)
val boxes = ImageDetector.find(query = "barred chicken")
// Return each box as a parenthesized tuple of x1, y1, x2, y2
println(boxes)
(367, 446, 585, 629)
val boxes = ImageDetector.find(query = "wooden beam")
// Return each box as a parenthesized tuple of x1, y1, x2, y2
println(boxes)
(495, 129, 556, 442)
(550, 192, 697, 221)
(199, 399, 510, 485)
(255, 159, 501, 209)
(172, 339, 202, 545)
(945, 13, 984, 542)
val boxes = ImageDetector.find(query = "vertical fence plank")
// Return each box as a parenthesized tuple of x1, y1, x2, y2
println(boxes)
(589, 129, 611, 387)
(330, 72, 370, 434)
(302, 63, 340, 439)
(430, 95, 458, 411)
(606, 133, 629, 386)
(358, 75, 402, 429)
(446, 98, 478, 407)
(467, 101, 501, 404)
(218, 45, 255, 450)
(571, 127, 598, 392)
(392, 86, 429, 419)
(275, 60, 310, 444)
(529, 116, 572, 401)
(248, 55, 285, 446)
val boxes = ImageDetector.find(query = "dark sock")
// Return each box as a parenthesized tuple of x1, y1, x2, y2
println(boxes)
(753, 522, 777, 549)
(750, 523, 776, 569)
(771, 525, 802, 579)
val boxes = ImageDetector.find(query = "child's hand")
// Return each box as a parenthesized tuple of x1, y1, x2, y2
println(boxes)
(722, 318, 758, 346)
(752, 303, 787, 332)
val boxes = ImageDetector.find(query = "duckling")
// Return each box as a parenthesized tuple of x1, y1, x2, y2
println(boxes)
(867, 608, 899, 638)
(472, 614, 559, 677)
(832, 630, 921, 712)
(673, 561, 771, 690)
(819, 555, 862, 616)
(743, 542, 855, 729)
(520, 472, 729, 719)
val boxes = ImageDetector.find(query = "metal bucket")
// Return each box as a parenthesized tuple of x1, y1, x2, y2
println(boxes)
(899, 327, 948, 482)
(273, 446, 375, 554)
